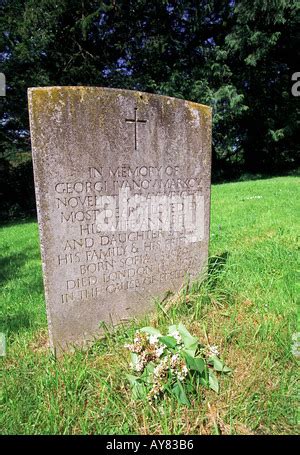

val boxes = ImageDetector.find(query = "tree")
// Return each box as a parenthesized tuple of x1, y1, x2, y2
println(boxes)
(0, 0, 298, 200)
(225, 0, 299, 172)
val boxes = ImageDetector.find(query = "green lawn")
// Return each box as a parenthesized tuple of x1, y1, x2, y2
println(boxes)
(0, 176, 299, 435)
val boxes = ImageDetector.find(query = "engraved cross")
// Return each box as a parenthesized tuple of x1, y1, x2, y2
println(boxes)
(125, 107, 147, 150)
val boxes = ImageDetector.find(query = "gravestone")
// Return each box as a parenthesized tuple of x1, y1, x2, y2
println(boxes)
(28, 87, 212, 353)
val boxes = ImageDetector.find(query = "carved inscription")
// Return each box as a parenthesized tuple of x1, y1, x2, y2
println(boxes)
(54, 164, 204, 305)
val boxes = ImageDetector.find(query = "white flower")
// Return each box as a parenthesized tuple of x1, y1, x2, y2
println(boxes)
(149, 334, 159, 345)
(177, 365, 188, 381)
(153, 365, 161, 378)
(135, 361, 144, 372)
(208, 345, 219, 356)
(135, 354, 146, 372)
(155, 345, 164, 358)
(124, 342, 143, 353)
(153, 357, 169, 378)
(170, 330, 182, 344)
(170, 354, 180, 369)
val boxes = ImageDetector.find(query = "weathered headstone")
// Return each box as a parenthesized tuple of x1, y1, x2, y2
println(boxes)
(28, 87, 212, 353)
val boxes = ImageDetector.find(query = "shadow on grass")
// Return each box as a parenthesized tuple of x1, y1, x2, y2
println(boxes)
(0, 250, 40, 287)
(0, 215, 37, 229)
(0, 246, 44, 334)
(0, 311, 32, 333)
(212, 170, 299, 185)
(189, 252, 230, 298)
(207, 252, 229, 289)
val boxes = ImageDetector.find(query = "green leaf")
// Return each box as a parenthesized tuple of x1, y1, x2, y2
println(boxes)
(130, 352, 139, 369)
(168, 324, 177, 335)
(182, 348, 198, 358)
(183, 352, 205, 373)
(199, 377, 208, 387)
(209, 355, 231, 373)
(140, 327, 162, 336)
(126, 373, 139, 386)
(172, 380, 190, 406)
(158, 336, 177, 348)
(176, 323, 199, 354)
(126, 374, 147, 400)
(133, 382, 147, 400)
(142, 362, 155, 383)
(208, 370, 219, 393)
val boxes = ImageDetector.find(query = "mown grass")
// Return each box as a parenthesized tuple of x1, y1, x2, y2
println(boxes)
(0, 176, 299, 435)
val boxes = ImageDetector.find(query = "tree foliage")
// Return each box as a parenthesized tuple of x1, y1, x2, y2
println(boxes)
(0, 0, 299, 187)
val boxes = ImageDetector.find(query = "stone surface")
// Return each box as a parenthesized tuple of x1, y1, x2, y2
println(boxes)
(28, 87, 212, 353)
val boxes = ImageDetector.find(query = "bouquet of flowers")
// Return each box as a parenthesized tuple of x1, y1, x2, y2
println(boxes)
(125, 323, 231, 405)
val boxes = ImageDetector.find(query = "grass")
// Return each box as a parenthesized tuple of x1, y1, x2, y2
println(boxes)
(0, 176, 299, 435)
